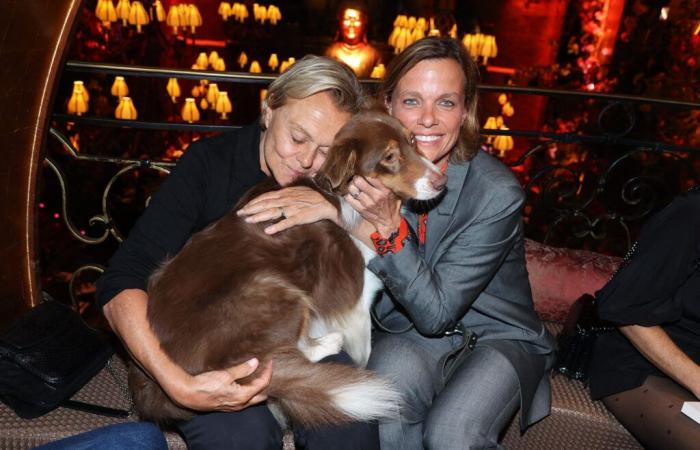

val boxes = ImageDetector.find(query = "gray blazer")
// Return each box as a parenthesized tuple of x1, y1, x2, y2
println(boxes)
(369, 150, 555, 429)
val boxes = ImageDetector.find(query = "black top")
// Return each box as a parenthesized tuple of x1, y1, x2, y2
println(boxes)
(589, 189, 700, 399)
(95, 123, 266, 308)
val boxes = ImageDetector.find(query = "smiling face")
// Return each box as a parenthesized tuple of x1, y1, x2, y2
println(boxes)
(387, 58, 468, 167)
(260, 91, 351, 186)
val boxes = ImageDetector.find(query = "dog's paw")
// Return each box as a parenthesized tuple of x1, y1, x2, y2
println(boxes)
(318, 332, 344, 355)
(300, 332, 344, 362)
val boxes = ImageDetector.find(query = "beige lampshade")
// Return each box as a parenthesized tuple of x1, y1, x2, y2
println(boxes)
(411, 27, 425, 42)
(129, 1, 149, 32)
(395, 15, 407, 28)
(115, 0, 131, 26)
(67, 82, 89, 116)
(216, 91, 232, 119)
(115, 96, 137, 120)
(166, 6, 180, 33)
(177, 4, 189, 26)
(166, 78, 180, 103)
(267, 5, 281, 25)
(254, 4, 267, 24)
(195, 52, 209, 69)
(370, 63, 386, 79)
(407, 16, 416, 30)
(188, 4, 202, 33)
(110, 76, 129, 98)
(218, 2, 231, 20)
(416, 17, 427, 31)
(483, 116, 498, 144)
(388, 27, 401, 47)
(502, 102, 514, 117)
(249, 60, 262, 73)
(279, 57, 295, 73)
(153, 0, 166, 22)
(181, 98, 200, 123)
(268, 53, 279, 71)
(206, 83, 220, 107)
(72, 80, 89, 103)
(492, 126, 514, 157)
(238, 51, 248, 69)
(213, 58, 226, 72)
(95, 0, 117, 28)
(208, 51, 220, 67)
(480, 35, 498, 65)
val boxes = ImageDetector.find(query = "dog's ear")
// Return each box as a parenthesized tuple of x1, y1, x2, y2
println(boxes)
(316, 139, 358, 194)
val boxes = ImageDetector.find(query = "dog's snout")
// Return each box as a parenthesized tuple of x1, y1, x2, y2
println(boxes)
(432, 172, 448, 191)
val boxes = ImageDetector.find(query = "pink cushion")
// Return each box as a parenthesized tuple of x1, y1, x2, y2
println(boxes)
(525, 239, 622, 323)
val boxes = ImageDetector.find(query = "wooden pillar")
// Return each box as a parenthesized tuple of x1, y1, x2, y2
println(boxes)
(0, 0, 83, 328)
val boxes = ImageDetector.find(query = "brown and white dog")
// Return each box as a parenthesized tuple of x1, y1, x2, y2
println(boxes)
(129, 110, 447, 428)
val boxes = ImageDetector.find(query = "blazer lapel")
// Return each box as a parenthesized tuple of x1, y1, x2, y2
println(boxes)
(424, 160, 471, 261)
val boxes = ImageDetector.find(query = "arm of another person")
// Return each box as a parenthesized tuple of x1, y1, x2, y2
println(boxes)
(98, 142, 271, 412)
(620, 324, 700, 399)
(349, 176, 526, 336)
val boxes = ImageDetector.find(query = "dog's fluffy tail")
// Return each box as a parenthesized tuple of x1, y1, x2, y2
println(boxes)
(269, 347, 401, 428)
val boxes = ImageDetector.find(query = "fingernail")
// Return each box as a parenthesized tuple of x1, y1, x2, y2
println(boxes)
(245, 217, 254, 223)
(264, 227, 274, 234)
(247, 358, 259, 367)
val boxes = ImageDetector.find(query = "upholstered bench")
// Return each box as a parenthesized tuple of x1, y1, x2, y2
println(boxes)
(0, 239, 643, 449)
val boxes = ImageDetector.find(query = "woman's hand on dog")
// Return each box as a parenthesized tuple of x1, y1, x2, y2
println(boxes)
(173, 358, 272, 412)
(346, 176, 402, 238)
(238, 186, 339, 234)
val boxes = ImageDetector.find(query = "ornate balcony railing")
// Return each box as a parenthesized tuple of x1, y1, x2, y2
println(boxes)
(46, 61, 700, 305)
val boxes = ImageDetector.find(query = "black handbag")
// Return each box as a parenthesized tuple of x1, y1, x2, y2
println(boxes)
(555, 293, 615, 381)
(0, 296, 129, 419)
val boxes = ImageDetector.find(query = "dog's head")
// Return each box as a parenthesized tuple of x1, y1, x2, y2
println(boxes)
(316, 111, 447, 201)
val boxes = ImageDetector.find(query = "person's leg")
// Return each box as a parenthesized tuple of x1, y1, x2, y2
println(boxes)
(33, 422, 167, 450)
(366, 332, 450, 450)
(294, 352, 380, 450)
(603, 375, 700, 450)
(177, 403, 284, 450)
(423, 345, 521, 450)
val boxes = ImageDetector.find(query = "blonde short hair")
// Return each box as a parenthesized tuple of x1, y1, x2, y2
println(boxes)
(264, 55, 364, 114)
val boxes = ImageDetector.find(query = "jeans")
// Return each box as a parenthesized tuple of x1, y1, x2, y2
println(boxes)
(33, 422, 167, 450)
(368, 331, 522, 450)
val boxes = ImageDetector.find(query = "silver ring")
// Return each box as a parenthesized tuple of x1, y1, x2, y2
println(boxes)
(352, 191, 361, 199)
(279, 207, 286, 219)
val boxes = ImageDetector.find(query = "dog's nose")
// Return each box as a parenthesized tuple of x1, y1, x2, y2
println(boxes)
(432, 172, 448, 191)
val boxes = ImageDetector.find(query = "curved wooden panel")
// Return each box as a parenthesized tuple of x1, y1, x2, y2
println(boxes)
(0, 0, 83, 327)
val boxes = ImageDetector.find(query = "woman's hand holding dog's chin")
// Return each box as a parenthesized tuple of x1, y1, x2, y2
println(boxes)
(170, 358, 273, 412)
(346, 176, 402, 238)
(237, 186, 340, 234)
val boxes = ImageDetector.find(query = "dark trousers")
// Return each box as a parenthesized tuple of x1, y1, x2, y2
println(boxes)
(177, 352, 380, 450)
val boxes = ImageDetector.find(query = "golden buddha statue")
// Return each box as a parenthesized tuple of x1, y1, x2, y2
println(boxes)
(325, 6, 381, 78)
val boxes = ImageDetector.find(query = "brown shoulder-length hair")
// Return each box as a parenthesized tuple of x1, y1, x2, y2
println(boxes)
(379, 37, 480, 162)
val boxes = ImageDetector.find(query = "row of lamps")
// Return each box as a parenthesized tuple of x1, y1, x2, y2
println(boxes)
(483, 93, 516, 156)
(66, 76, 232, 122)
(95, 0, 203, 34)
(218, 2, 282, 25)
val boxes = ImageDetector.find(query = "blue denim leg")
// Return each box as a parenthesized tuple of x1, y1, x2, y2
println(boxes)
(33, 422, 167, 450)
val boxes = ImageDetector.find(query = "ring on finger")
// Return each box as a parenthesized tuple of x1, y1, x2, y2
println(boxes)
(352, 190, 361, 199)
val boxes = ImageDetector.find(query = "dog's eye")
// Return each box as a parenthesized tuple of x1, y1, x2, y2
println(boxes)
(384, 152, 397, 163)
